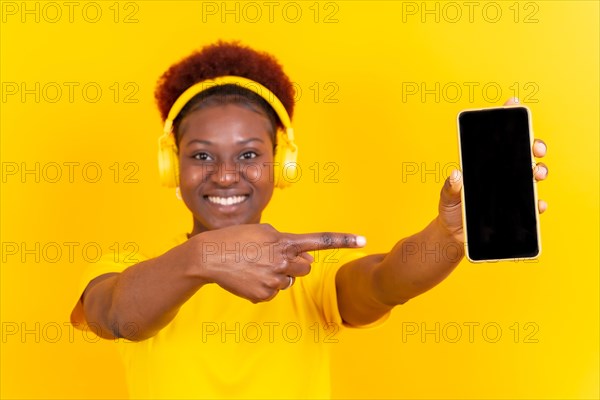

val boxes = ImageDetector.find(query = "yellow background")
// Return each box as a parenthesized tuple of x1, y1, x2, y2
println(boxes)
(1, 1, 598, 398)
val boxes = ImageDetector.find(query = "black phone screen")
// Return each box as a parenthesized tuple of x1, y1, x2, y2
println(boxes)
(458, 107, 540, 261)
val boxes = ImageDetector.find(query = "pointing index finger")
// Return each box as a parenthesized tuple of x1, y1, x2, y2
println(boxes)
(284, 232, 367, 253)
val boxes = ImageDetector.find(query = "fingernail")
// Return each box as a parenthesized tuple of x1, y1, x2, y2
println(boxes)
(450, 169, 460, 183)
(513, 97, 520, 104)
(535, 141, 547, 154)
(356, 236, 367, 247)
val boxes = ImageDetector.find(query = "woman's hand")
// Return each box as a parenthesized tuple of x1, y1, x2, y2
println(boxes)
(187, 224, 365, 303)
(438, 98, 549, 243)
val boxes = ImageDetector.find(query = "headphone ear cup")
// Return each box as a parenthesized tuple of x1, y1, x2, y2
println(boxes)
(273, 129, 298, 189)
(273, 145, 283, 189)
(158, 135, 179, 188)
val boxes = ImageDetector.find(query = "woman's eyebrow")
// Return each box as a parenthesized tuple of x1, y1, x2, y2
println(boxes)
(237, 138, 265, 145)
(184, 139, 212, 147)
(184, 137, 265, 147)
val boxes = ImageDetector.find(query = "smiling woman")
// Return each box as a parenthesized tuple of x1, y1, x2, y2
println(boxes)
(69, 41, 548, 399)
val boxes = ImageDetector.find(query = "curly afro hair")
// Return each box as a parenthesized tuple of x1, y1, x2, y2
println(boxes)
(155, 41, 295, 144)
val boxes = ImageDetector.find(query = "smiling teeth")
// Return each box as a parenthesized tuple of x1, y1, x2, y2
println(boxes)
(207, 196, 247, 206)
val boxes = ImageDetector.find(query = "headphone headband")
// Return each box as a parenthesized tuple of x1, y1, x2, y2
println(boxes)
(162, 75, 293, 140)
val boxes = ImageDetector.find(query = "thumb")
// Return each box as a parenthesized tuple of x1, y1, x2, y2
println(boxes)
(440, 169, 463, 207)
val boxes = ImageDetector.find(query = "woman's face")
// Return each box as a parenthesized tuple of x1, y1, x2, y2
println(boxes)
(177, 103, 275, 234)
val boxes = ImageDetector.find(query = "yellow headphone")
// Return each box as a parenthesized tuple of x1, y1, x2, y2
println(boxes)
(158, 75, 298, 189)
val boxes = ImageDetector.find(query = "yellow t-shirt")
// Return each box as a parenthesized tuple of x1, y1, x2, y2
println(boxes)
(74, 234, 389, 399)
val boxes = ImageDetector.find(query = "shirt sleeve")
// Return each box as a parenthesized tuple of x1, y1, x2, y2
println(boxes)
(303, 248, 391, 330)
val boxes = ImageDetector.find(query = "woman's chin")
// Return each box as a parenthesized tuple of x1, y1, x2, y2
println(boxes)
(192, 214, 260, 233)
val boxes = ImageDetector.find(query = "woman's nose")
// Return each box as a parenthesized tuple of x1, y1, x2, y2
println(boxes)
(209, 161, 240, 186)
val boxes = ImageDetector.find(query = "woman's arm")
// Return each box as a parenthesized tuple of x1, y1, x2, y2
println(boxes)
(336, 178, 464, 327)
(71, 224, 364, 341)
(71, 237, 212, 341)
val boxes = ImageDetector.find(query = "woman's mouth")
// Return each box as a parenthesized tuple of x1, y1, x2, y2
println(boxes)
(205, 195, 249, 206)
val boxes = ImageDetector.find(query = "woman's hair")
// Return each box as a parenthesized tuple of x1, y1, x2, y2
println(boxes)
(154, 41, 295, 145)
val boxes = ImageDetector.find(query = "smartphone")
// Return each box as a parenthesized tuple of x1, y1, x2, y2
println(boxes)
(457, 106, 541, 262)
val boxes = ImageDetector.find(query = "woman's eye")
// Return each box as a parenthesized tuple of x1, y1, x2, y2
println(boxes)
(240, 151, 258, 160)
(192, 152, 212, 161)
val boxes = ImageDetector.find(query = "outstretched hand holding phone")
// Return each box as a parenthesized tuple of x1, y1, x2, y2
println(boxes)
(335, 98, 549, 326)
(451, 97, 548, 261)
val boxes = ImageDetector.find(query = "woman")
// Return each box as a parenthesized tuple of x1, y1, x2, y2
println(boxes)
(70, 41, 549, 398)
